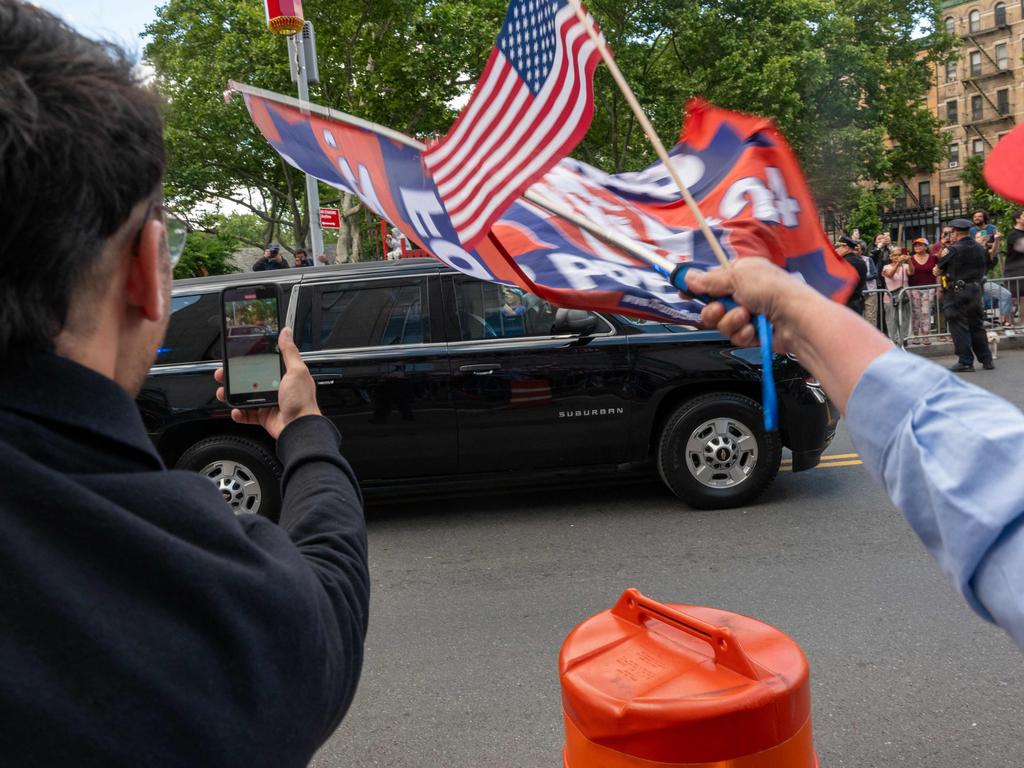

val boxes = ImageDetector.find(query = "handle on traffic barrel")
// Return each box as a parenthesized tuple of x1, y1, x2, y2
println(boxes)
(669, 263, 779, 433)
(611, 588, 761, 681)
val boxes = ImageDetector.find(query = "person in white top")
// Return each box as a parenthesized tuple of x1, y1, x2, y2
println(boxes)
(881, 246, 914, 344)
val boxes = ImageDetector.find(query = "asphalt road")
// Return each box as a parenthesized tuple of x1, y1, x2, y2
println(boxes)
(314, 350, 1024, 768)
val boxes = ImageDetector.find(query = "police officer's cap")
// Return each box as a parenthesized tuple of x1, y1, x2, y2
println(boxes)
(839, 235, 859, 249)
(950, 218, 973, 232)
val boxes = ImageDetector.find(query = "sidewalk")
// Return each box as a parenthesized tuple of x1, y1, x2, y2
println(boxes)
(906, 328, 1024, 359)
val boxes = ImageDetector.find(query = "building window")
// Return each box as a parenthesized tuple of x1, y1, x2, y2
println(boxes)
(947, 99, 959, 124)
(918, 181, 932, 207)
(945, 16, 956, 33)
(974, 138, 986, 155)
(969, 9, 981, 32)
(949, 185, 962, 207)
(972, 94, 984, 120)
(946, 60, 958, 81)
(996, 42, 1009, 69)
(970, 50, 982, 76)
(998, 88, 1010, 114)
(949, 143, 961, 165)
(996, 2, 1007, 26)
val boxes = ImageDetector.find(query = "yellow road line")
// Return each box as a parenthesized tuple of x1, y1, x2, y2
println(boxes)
(781, 452, 859, 465)
(780, 458, 863, 473)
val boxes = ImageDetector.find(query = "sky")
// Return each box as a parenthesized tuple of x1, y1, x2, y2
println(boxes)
(35, 0, 161, 56)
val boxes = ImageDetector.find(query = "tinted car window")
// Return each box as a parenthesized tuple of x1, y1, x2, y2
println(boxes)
(454, 282, 561, 340)
(156, 293, 222, 365)
(304, 280, 429, 351)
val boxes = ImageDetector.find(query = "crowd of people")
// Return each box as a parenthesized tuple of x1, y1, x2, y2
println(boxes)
(837, 208, 1024, 364)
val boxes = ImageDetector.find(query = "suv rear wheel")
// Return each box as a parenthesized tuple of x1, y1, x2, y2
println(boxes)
(176, 436, 282, 522)
(656, 393, 781, 509)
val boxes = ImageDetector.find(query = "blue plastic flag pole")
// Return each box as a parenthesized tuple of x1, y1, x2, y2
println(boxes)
(662, 263, 779, 434)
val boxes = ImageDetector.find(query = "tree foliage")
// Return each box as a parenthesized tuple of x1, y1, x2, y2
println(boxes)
(578, 0, 954, 213)
(845, 187, 898, 240)
(173, 228, 243, 279)
(962, 154, 1017, 239)
(146, 0, 952, 255)
(145, 0, 505, 255)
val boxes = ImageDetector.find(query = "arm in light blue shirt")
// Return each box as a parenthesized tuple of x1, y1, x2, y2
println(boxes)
(846, 349, 1024, 649)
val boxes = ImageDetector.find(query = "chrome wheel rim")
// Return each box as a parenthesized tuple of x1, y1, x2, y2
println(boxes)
(199, 460, 262, 515)
(684, 418, 759, 489)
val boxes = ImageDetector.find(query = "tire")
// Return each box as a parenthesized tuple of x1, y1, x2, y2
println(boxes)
(656, 393, 781, 510)
(176, 435, 282, 522)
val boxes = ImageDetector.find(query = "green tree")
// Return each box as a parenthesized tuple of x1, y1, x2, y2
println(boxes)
(962, 154, 1016, 230)
(578, 0, 954, 212)
(174, 229, 242, 279)
(145, 0, 505, 258)
(845, 187, 898, 241)
(147, 0, 951, 251)
(962, 154, 1017, 273)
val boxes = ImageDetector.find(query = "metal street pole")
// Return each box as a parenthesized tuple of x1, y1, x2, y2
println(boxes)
(288, 23, 325, 265)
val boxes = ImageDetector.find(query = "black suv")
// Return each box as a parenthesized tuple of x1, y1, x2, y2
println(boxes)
(139, 259, 838, 519)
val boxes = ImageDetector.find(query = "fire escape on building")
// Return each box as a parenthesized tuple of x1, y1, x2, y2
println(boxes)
(896, 17, 1015, 212)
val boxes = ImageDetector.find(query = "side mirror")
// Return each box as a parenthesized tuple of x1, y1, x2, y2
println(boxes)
(552, 308, 598, 336)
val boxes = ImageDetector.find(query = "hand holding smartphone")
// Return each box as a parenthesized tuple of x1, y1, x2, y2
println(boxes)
(221, 284, 284, 408)
(216, 284, 320, 440)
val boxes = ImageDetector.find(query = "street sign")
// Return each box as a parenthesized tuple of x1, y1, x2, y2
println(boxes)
(319, 207, 340, 229)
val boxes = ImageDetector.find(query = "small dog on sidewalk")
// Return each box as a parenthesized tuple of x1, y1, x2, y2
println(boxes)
(987, 330, 1000, 360)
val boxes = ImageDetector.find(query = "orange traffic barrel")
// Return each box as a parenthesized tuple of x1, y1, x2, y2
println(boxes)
(559, 588, 817, 767)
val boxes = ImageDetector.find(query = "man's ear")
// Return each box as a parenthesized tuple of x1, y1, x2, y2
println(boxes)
(124, 218, 166, 322)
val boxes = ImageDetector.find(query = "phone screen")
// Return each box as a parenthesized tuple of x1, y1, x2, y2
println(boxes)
(221, 285, 283, 406)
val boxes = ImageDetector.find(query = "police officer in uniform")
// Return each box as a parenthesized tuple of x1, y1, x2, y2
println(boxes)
(934, 218, 994, 372)
(836, 235, 866, 315)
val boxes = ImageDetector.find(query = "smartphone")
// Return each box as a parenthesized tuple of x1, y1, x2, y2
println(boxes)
(220, 284, 284, 408)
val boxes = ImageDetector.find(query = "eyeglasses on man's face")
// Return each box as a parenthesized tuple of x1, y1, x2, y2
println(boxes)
(134, 202, 186, 267)
(161, 207, 188, 267)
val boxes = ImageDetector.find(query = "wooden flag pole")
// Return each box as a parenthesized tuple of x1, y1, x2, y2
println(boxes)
(566, 0, 730, 270)
(521, 189, 678, 274)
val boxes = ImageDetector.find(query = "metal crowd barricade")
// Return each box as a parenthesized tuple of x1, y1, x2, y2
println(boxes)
(862, 288, 887, 332)
(983, 276, 1023, 331)
(898, 276, 1024, 348)
(898, 283, 942, 348)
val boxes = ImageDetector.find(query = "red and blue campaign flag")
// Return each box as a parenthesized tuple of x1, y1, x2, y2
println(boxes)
(421, 0, 601, 250)
(229, 82, 855, 327)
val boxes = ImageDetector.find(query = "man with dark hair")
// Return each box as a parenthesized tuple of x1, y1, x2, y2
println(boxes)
(253, 241, 288, 270)
(969, 208, 1001, 265)
(931, 225, 953, 260)
(293, 247, 314, 267)
(969, 208, 995, 240)
(0, 3, 369, 764)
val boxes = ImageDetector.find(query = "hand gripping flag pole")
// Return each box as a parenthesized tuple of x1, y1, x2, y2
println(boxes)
(565, 0, 777, 431)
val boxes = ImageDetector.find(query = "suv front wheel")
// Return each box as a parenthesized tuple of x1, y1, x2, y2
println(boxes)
(176, 435, 282, 522)
(656, 393, 781, 509)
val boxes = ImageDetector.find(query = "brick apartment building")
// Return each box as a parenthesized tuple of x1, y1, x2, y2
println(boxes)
(898, 0, 1023, 238)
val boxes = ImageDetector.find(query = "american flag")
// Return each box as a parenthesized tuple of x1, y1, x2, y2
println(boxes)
(422, 0, 602, 250)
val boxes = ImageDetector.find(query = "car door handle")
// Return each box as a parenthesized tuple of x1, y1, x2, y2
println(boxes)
(313, 374, 341, 385)
(459, 363, 501, 375)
